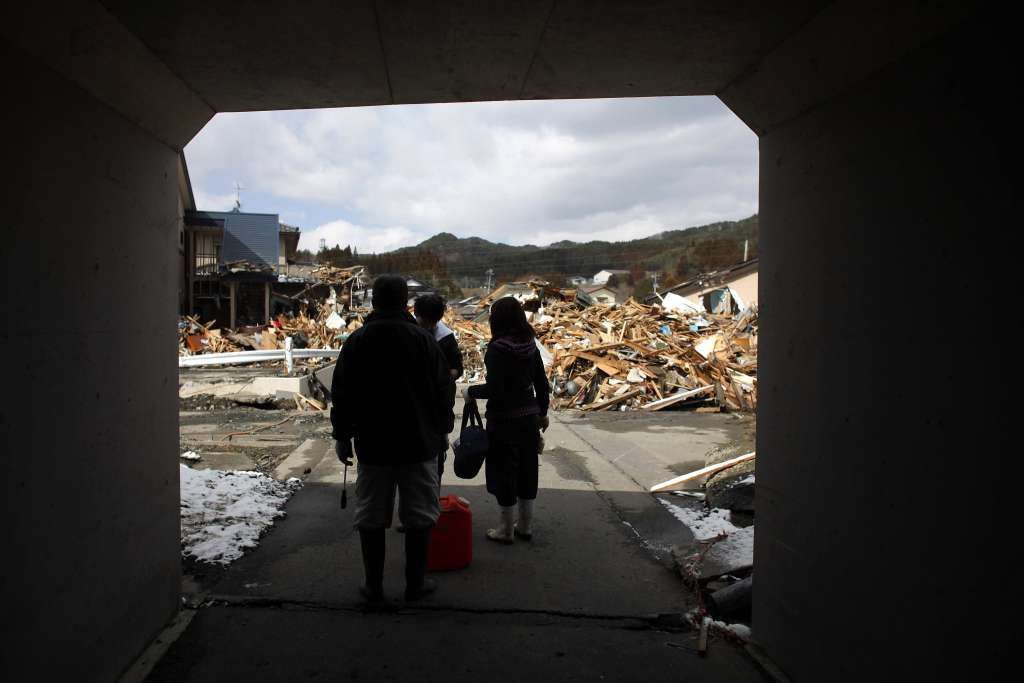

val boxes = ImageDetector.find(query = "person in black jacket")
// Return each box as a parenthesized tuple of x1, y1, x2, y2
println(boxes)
(331, 275, 452, 602)
(414, 294, 463, 487)
(465, 296, 550, 544)
(414, 294, 463, 381)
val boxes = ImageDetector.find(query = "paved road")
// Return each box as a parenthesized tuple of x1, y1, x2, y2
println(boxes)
(150, 404, 764, 682)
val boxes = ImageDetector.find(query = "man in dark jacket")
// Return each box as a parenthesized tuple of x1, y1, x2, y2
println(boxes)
(331, 275, 452, 602)
(414, 294, 464, 486)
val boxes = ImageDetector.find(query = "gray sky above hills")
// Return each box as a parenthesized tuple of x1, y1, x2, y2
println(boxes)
(184, 96, 758, 254)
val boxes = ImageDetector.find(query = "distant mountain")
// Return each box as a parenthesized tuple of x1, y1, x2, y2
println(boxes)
(315, 215, 759, 295)
(394, 215, 759, 285)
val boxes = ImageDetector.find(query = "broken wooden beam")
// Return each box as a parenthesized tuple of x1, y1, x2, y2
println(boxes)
(582, 388, 644, 412)
(640, 385, 713, 411)
(650, 452, 756, 492)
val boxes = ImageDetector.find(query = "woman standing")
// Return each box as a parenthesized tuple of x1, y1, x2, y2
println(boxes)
(465, 297, 550, 543)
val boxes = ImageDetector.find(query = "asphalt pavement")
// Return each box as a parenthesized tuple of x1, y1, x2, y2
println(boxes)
(147, 404, 766, 682)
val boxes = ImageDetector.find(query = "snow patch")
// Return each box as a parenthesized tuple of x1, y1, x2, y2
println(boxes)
(704, 526, 754, 569)
(685, 609, 752, 643)
(659, 499, 740, 540)
(180, 464, 301, 564)
(709, 618, 751, 641)
(180, 450, 201, 461)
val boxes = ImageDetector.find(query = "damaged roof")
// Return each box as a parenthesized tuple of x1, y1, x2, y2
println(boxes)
(645, 258, 759, 304)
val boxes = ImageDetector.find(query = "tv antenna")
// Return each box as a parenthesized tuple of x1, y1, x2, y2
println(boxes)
(232, 181, 245, 211)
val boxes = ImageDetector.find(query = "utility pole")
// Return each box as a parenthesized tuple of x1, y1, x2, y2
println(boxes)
(485, 268, 494, 292)
(651, 271, 659, 294)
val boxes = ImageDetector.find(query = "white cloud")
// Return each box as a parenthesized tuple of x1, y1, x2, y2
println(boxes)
(185, 97, 757, 251)
(192, 189, 236, 212)
(300, 219, 418, 254)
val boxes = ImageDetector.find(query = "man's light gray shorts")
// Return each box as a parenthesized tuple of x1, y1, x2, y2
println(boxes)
(354, 458, 440, 530)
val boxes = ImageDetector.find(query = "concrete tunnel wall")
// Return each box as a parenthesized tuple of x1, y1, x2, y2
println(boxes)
(752, 16, 1009, 681)
(0, 45, 184, 681)
(1, 2, 1014, 679)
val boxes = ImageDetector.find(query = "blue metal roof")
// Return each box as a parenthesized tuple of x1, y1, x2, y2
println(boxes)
(196, 210, 279, 268)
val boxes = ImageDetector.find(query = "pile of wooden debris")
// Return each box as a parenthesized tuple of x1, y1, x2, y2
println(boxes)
(179, 316, 245, 354)
(180, 274, 757, 412)
(537, 299, 757, 412)
(179, 264, 369, 360)
(178, 305, 366, 360)
(310, 264, 365, 286)
(447, 316, 489, 379)
(451, 298, 757, 412)
(223, 259, 274, 274)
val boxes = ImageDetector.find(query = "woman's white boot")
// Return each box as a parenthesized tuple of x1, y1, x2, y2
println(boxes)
(515, 499, 534, 540)
(486, 505, 515, 544)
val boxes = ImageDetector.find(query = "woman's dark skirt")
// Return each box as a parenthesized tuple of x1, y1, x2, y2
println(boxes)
(485, 415, 540, 507)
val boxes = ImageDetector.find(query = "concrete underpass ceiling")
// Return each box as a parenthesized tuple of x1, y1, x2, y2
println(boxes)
(99, 0, 829, 112)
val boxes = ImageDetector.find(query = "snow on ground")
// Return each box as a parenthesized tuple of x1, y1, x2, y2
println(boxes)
(658, 499, 741, 539)
(660, 499, 755, 570)
(708, 616, 752, 641)
(180, 464, 301, 564)
(704, 525, 754, 569)
(684, 609, 753, 642)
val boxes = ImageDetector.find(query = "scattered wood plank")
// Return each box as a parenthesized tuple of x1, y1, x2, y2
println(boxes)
(220, 415, 301, 441)
(295, 393, 326, 411)
(640, 385, 713, 411)
(649, 452, 756, 492)
(582, 388, 644, 412)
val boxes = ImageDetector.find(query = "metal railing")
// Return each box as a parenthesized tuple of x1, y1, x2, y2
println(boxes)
(178, 338, 339, 372)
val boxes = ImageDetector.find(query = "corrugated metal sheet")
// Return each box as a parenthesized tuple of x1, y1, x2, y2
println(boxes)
(198, 210, 279, 268)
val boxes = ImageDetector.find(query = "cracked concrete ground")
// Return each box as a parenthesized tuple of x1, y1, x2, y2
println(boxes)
(153, 397, 764, 682)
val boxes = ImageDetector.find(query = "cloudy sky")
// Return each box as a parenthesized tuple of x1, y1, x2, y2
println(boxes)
(184, 96, 757, 254)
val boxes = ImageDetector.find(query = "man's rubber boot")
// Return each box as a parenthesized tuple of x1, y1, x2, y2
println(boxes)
(358, 528, 386, 604)
(404, 527, 438, 601)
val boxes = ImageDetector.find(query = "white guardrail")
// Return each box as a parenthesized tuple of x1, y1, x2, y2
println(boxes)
(178, 337, 339, 372)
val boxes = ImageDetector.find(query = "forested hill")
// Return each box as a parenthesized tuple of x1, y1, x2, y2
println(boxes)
(313, 214, 758, 292)
(399, 215, 758, 283)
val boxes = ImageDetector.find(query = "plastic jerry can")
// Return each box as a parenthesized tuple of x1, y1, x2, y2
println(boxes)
(427, 495, 472, 571)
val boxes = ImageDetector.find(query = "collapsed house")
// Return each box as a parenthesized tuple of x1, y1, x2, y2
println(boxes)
(182, 209, 304, 327)
(646, 258, 759, 315)
(179, 265, 368, 356)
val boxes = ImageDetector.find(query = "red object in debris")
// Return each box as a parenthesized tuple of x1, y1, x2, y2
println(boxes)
(427, 495, 472, 571)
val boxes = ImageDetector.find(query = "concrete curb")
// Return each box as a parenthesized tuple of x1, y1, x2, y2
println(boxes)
(272, 438, 331, 481)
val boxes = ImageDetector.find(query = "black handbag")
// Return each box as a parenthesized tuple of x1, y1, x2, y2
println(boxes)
(452, 400, 488, 479)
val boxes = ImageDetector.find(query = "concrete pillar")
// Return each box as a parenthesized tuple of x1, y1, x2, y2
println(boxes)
(725, 12, 1012, 681)
(1, 43, 187, 682)
(0, 5, 211, 678)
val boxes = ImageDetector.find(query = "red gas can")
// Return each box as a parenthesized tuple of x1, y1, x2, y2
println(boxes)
(428, 495, 472, 571)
